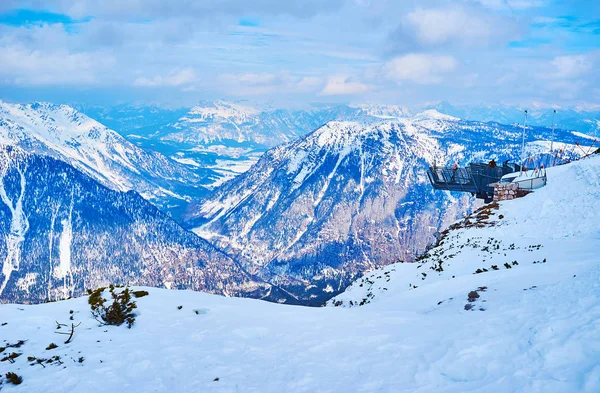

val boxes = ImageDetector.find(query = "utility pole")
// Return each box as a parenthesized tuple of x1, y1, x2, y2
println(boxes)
(550, 109, 556, 152)
(520, 109, 528, 173)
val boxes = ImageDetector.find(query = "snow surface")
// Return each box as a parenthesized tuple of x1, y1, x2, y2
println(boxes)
(1, 156, 599, 392)
(413, 109, 461, 122)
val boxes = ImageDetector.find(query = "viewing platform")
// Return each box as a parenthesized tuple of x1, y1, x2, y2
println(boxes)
(426, 162, 521, 202)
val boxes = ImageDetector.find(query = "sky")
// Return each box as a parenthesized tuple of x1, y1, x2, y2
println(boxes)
(0, 0, 598, 109)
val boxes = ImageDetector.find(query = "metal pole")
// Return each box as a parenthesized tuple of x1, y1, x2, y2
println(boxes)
(521, 110, 528, 173)
(550, 109, 556, 152)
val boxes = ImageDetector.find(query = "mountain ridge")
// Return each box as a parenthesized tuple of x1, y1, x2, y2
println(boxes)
(0, 145, 292, 304)
(0, 101, 209, 213)
(186, 115, 596, 304)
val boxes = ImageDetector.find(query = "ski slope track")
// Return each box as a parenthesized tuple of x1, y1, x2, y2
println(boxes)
(1, 155, 599, 392)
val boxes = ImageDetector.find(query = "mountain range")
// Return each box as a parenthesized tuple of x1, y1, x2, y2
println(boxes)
(428, 101, 600, 135)
(0, 145, 292, 304)
(1, 101, 597, 306)
(148, 101, 410, 148)
(185, 111, 596, 304)
(101, 101, 411, 189)
(0, 101, 214, 215)
(1, 154, 598, 392)
(77, 100, 599, 192)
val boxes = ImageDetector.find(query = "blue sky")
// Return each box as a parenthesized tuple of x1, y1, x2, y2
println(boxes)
(0, 0, 598, 109)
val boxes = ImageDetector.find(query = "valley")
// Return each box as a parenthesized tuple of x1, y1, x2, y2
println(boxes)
(0, 100, 596, 306)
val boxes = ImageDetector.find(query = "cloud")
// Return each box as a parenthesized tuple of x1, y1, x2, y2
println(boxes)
(532, 54, 596, 99)
(407, 7, 491, 46)
(477, 0, 545, 10)
(219, 72, 322, 95)
(384, 54, 457, 85)
(0, 0, 597, 107)
(23, 0, 346, 20)
(320, 76, 372, 96)
(548, 55, 592, 79)
(0, 45, 115, 85)
(133, 68, 198, 88)
(387, 4, 521, 53)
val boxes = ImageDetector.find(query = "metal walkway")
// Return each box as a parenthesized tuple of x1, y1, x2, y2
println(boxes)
(427, 162, 520, 202)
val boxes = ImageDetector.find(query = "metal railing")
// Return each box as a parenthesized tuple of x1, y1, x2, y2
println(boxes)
(427, 162, 521, 202)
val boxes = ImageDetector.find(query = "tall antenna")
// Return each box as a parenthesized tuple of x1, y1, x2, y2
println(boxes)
(520, 109, 528, 172)
(550, 109, 556, 152)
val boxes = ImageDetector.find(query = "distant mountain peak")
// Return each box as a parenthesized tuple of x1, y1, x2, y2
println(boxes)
(349, 103, 410, 119)
(413, 109, 460, 122)
(186, 100, 261, 122)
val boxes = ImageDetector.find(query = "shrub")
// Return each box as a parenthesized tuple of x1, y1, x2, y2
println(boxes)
(5, 372, 23, 385)
(467, 291, 480, 302)
(1, 352, 21, 363)
(132, 290, 149, 298)
(88, 286, 137, 328)
(46, 343, 58, 350)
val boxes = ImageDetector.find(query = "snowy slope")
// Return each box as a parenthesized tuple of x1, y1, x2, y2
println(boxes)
(186, 114, 595, 304)
(0, 101, 208, 212)
(186, 120, 477, 304)
(330, 154, 600, 308)
(1, 156, 599, 392)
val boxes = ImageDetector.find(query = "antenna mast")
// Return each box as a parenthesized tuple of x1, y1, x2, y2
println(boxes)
(550, 109, 556, 152)
(520, 109, 528, 172)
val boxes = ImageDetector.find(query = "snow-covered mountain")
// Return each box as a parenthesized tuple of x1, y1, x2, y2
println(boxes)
(151, 100, 410, 147)
(1, 155, 598, 393)
(428, 101, 600, 135)
(122, 101, 410, 189)
(186, 113, 596, 305)
(330, 152, 600, 310)
(0, 146, 287, 304)
(0, 101, 209, 213)
(76, 103, 188, 138)
(349, 103, 411, 119)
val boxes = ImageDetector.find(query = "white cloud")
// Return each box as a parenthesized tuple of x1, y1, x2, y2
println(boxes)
(384, 54, 457, 85)
(319, 76, 372, 96)
(41, 0, 346, 20)
(219, 72, 322, 95)
(478, 0, 545, 10)
(133, 68, 198, 88)
(548, 55, 592, 80)
(387, 4, 522, 53)
(406, 7, 491, 47)
(0, 45, 115, 85)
